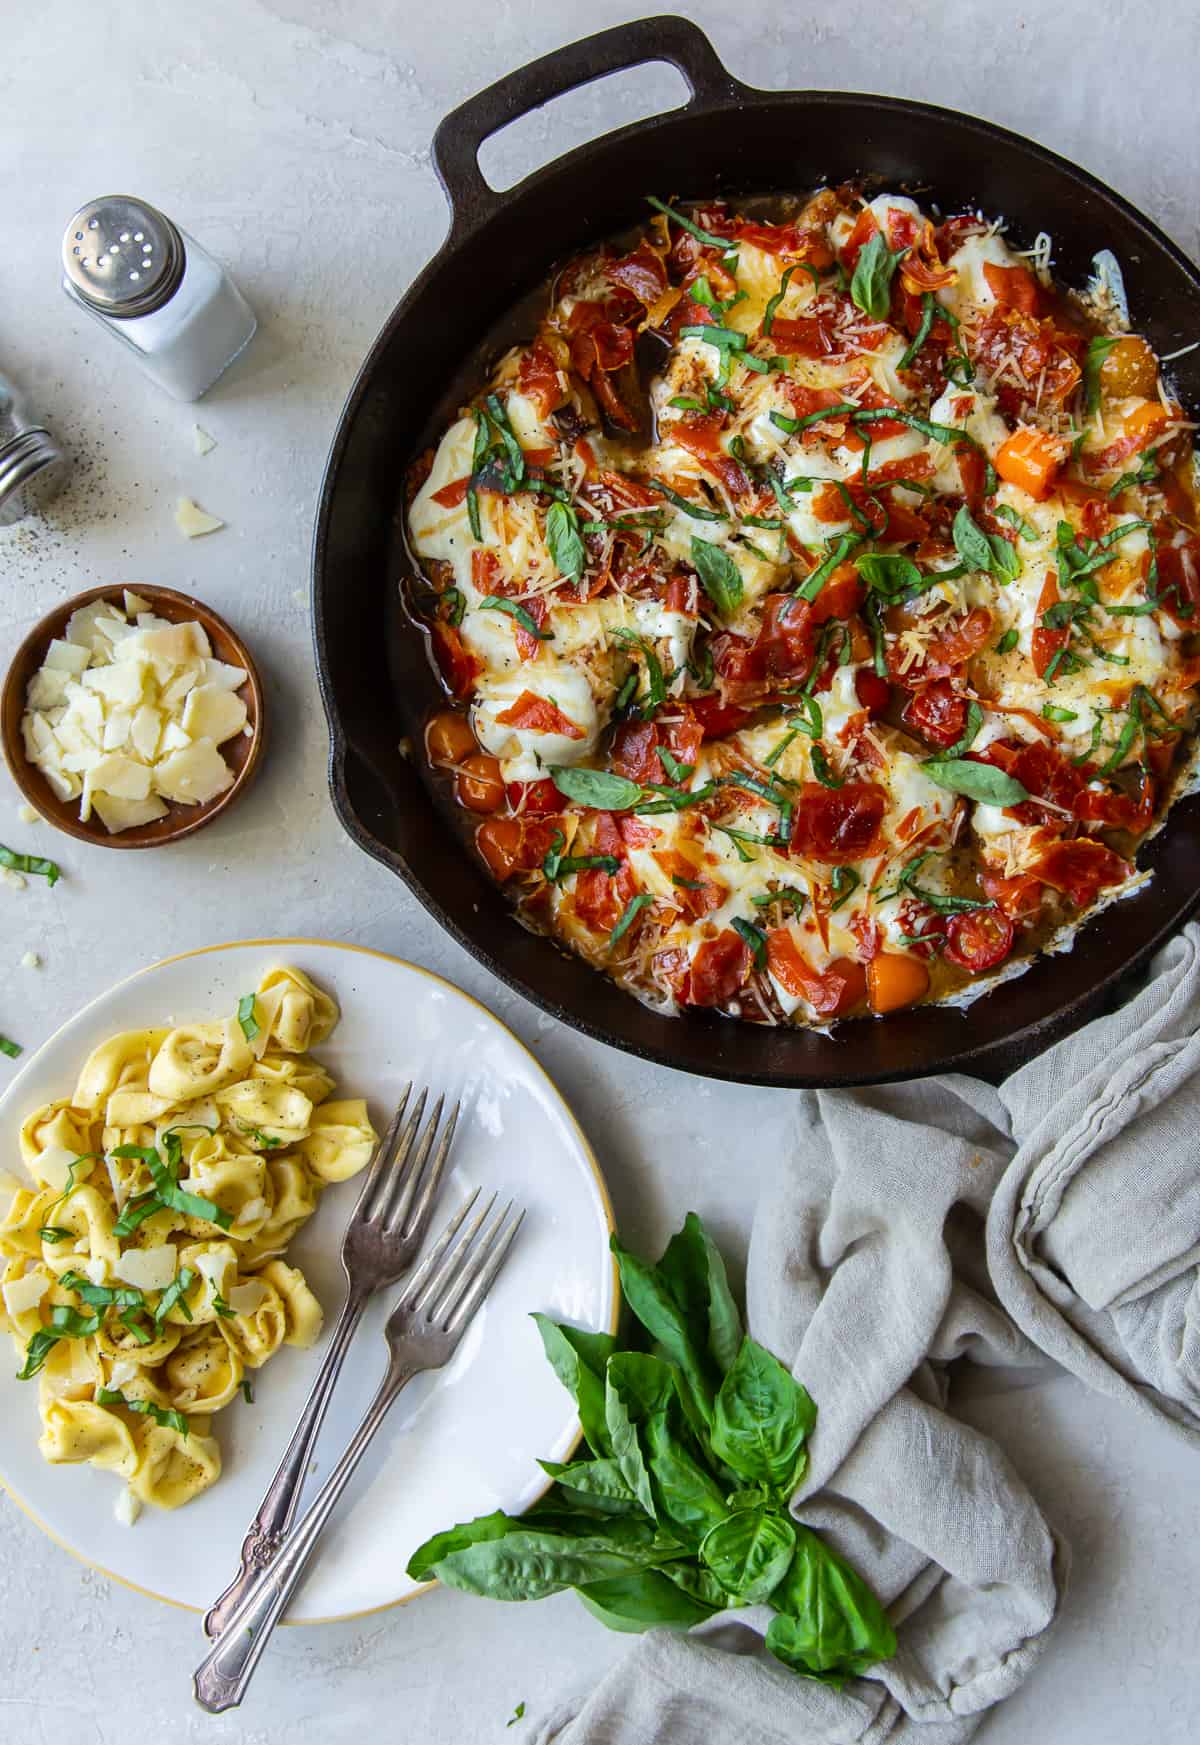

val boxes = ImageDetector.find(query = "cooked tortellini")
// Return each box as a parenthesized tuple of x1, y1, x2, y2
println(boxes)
(1, 967, 377, 1520)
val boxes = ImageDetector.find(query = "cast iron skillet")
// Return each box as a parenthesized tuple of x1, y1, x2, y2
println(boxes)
(312, 14, 1200, 1087)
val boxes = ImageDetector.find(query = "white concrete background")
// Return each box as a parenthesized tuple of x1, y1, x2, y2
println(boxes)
(2, 2, 1198, 1739)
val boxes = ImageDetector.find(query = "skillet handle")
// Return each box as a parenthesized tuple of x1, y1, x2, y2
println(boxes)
(432, 16, 742, 234)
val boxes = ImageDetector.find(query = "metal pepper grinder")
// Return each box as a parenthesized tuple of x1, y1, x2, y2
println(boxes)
(0, 369, 69, 527)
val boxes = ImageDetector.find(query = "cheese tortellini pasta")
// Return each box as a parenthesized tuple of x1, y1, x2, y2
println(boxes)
(0, 967, 377, 1521)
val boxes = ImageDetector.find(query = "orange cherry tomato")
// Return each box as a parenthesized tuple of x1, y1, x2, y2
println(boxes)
(867, 952, 930, 1014)
(1099, 336, 1158, 401)
(425, 710, 477, 767)
(455, 753, 505, 813)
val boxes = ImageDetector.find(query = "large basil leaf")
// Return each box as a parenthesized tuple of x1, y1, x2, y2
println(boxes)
(699, 1505, 796, 1604)
(661, 1561, 730, 1610)
(643, 1408, 729, 1548)
(550, 767, 643, 811)
(532, 1313, 616, 1457)
(611, 1236, 716, 1425)
(711, 1338, 816, 1493)
(656, 1211, 743, 1376)
(538, 1456, 640, 1516)
(765, 1524, 897, 1680)
(406, 1509, 524, 1581)
(850, 233, 903, 321)
(433, 1529, 658, 1602)
(605, 1352, 677, 1517)
(690, 537, 743, 616)
(546, 499, 586, 584)
(576, 1567, 718, 1634)
(921, 758, 1030, 806)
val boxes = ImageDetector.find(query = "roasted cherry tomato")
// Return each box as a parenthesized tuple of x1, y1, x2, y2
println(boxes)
(425, 709, 476, 767)
(854, 670, 891, 715)
(943, 907, 1016, 972)
(455, 753, 505, 814)
(476, 816, 560, 881)
(867, 952, 930, 1013)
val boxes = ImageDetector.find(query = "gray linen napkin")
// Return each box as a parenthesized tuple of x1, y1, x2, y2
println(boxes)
(537, 922, 1200, 1742)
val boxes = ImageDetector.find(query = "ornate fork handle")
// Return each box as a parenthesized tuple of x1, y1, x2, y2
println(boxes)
(194, 1355, 416, 1713)
(203, 1287, 368, 1639)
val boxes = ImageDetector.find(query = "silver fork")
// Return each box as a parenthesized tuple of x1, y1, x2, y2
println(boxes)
(193, 1190, 525, 1712)
(202, 1083, 459, 1640)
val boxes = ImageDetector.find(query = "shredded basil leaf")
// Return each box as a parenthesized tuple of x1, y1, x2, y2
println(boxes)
(608, 892, 653, 949)
(730, 917, 767, 968)
(0, 1034, 21, 1060)
(645, 196, 737, 255)
(96, 1388, 190, 1438)
(237, 993, 260, 1043)
(995, 628, 1019, 655)
(761, 265, 797, 337)
(898, 292, 935, 371)
(810, 745, 844, 789)
(480, 597, 553, 642)
(829, 866, 861, 912)
(1084, 334, 1121, 416)
(0, 844, 61, 887)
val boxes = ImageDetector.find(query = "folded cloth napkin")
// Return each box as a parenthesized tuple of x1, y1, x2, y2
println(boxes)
(537, 922, 1200, 1743)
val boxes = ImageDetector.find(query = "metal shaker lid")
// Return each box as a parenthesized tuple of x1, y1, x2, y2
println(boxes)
(0, 429, 69, 527)
(62, 196, 185, 319)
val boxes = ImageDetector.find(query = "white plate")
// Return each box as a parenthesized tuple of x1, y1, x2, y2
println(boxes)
(0, 939, 616, 1622)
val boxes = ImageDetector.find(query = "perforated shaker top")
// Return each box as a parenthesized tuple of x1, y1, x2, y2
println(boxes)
(62, 196, 185, 318)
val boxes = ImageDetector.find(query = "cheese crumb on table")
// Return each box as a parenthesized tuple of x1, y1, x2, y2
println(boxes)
(175, 497, 225, 538)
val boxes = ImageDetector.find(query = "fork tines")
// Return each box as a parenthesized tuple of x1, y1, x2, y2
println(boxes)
(399, 1190, 525, 1334)
(357, 1083, 460, 1240)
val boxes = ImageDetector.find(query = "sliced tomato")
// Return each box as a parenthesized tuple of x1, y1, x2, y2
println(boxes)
(430, 621, 481, 699)
(1035, 839, 1132, 906)
(791, 781, 887, 864)
(494, 691, 585, 739)
(901, 679, 968, 750)
(683, 930, 753, 1007)
(943, 908, 1016, 971)
(475, 815, 561, 881)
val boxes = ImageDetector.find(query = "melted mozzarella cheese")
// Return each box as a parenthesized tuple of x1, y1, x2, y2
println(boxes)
(472, 662, 601, 779)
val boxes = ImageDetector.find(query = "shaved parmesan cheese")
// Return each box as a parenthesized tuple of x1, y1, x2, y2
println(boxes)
(114, 1488, 142, 1527)
(115, 1245, 177, 1293)
(43, 638, 90, 676)
(20, 951, 40, 970)
(1, 868, 27, 891)
(192, 425, 217, 456)
(3, 1270, 50, 1318)
(153, 738, 235, 806)
(108, 1360, 139, 1389)
(17, 803, 41, 825)
(228, 1279, 268, 1316)
(175, 497, 225, 538)
(32, 1145, 82, 1192)
(91, 793, 169, 834)
(233, 1196, 268, 1228)
(123, 590, 152, 616)
(181, 684, 248, 746)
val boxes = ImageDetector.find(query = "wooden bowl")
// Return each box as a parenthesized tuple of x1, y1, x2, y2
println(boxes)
(1, 584, 266, 849)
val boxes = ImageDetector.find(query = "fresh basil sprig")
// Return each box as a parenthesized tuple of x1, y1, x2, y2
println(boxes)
(550, 768, 643, 811)
(407, 1215, 895, 1683)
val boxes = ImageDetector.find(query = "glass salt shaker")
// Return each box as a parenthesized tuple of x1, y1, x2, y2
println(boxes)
(60, 195, 256, 401)
(0, 367, 69, 526)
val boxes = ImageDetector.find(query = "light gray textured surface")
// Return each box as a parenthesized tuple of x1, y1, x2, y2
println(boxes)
(1, 1, 1198, 1739)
